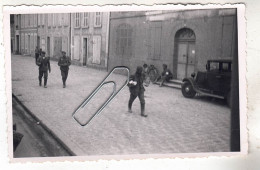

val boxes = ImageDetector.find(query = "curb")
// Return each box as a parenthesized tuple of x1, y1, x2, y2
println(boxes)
(12, 94, 76, 156)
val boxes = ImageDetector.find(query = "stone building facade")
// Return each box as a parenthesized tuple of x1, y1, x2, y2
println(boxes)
(13, 12, 110, 70)
(108, 9, 237, 79)
(37, 13, 71, 59)
(14, 14, 38, 56)
(71, 12, 110, 69)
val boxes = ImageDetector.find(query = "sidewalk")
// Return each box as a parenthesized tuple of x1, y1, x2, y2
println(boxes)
(11, 55, 231, 156)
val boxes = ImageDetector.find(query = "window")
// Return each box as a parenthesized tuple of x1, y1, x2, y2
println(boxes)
(33, 15, 35, 27)
(21, 15, 24, 28)
(94, 12, 102, 27)
(82, 13, 89, 27)
(27, 14, 32, 27)
(48, 14, 52, 27)
(63, 14, 69, 26)
(38, 14, 41, 26)
(58, 14, 62, 26)
(41, 14, 45, 26)
(53, 14, 57, 27)
(116, 24, 133, 57)
(149, 22, 162, 60)
(75, 13, 80, 28)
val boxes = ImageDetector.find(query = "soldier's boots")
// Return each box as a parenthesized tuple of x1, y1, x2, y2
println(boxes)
(39, 80, 42, 86)
(141, 103, 147, 117)
(63, 80, 66, 88)
(44, 78, 47, 88)
(128, 101, 133, 113)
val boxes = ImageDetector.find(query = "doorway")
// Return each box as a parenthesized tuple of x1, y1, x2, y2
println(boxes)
(16, 35, 19, 54)
(47, 37, 50, 57)
(37, 36, 40, 48)
(83, 38, 88, 66)
(28, 35, 31, 55)
(174, 28, 196, 80)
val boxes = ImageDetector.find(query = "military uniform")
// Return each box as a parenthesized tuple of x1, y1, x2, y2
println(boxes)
(35, 47, 39, 64)
(58, 52, 71, 88)
(36, 52, 51, 88)
(128, 66, 147, 117)
(159, 64, 173, 87)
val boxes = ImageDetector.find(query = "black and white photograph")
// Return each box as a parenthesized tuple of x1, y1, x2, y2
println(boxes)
(8, 5, 245, 159)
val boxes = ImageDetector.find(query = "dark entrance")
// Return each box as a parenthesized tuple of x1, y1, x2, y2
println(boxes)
(83, 38, 88, 66)
(174, 28, 196, 80)
(47, 37, 50, 56)
(37, 36, 40, 48)
(16, 35, 19, 54)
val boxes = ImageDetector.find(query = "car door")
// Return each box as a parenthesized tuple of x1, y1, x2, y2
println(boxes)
(206, 62, 221, 92)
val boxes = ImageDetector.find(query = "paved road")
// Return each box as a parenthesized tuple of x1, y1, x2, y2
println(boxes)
(11, 55, 231, 156)
(13, 96, 71, 157)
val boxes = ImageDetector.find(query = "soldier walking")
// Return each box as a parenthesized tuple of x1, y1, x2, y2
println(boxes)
(36, 51, 51, 88)
(34, 46, 40, 64)
(127, 66, 148, 117)
(58, 51, 71, 88)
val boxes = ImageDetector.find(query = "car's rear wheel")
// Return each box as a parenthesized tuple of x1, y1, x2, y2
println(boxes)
(182, 81, 196, 98)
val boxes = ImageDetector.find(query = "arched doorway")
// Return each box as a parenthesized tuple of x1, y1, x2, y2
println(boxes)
(174, 28, 196, 80)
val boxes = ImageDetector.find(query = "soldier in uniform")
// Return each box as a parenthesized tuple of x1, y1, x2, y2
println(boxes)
(156, 64, 173, 87)
(58, 51, 71, 88)
(127, 66, 148, 117)
(36, 51, 51, 88)
(34, 46, 40, 64)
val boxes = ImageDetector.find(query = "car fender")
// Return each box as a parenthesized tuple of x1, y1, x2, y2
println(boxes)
(182, 78, 200, 92)
(182, 78, 195, 87)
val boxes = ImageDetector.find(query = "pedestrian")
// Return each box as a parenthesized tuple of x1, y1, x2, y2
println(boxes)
(156, 64, 173, 87)
(127, 66, 148, 117)
(58, 51, 71, 88)
(35, 46, 40, 64)
(36, 51, 51, 88)
(143, 63, 150, 87)
(39, 48, 42, 56)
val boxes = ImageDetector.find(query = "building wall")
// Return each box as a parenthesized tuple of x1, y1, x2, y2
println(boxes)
(15, 14, 37, 56)
(37, 13, 71, 59)
(108, 9, 237, 78)
(71, 12, 109, 70)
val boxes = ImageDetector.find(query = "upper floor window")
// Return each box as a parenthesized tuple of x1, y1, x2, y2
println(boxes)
(21, 15, 24, 28)
(58, 14, 62, 26)
(48, 14, 52, 27)
(116, 24, 133, 57)
(94, 12, 102, 27)
(82, 13, 89, 27)
(41, 14, 45, 26)
(75, 13, 80, 28)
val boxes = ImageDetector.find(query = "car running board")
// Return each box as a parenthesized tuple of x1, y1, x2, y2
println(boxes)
(194, 89, 225, 99)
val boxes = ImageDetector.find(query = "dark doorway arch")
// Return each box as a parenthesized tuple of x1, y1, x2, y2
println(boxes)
(174, 28, 196, 80)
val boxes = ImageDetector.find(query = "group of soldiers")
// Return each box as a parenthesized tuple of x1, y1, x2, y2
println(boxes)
(127, 63, 173, 118)
(35, 46, 71, 88)
(35, 45, 173, 118)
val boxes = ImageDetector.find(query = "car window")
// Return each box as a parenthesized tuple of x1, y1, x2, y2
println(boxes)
(209, 62, 219, 71)
(222, 62, 232, 72)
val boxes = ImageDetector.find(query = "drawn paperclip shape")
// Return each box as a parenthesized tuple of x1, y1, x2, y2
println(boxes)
(72, 66, 130, 126)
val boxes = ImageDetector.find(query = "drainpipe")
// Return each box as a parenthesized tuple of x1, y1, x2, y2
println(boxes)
(70, 13, 72, 60)
(105, 12, 110, 72)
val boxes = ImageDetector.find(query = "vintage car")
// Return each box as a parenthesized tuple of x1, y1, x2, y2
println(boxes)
(181, 59, 232, 106)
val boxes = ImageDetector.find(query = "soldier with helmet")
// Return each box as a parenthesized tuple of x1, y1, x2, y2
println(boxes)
(127, 66, 148, 117)
(58, 51, 71, 88)
(36, 51, 51, 88)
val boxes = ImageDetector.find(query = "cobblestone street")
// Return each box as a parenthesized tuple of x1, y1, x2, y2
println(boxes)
(11, 55, 231, 156)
